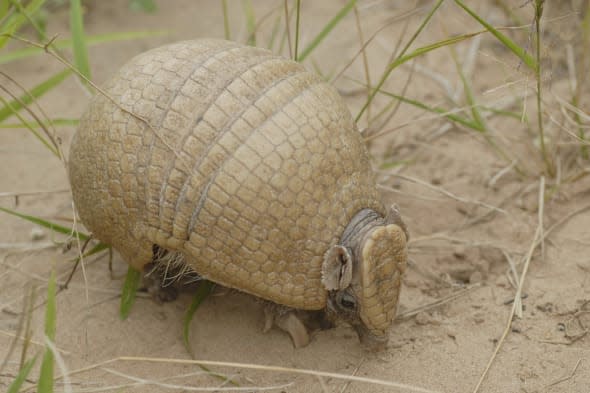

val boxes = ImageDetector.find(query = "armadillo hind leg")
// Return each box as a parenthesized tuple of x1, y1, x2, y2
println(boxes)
(263, 303, 334, 348)
(142, 245, 202, 303)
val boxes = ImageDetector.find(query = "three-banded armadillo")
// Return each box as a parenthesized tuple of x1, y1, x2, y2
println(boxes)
(68, 39, 408, 348)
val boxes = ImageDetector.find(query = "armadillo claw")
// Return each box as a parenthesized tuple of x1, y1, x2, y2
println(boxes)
(262, 305, 310, 348)
(275, 312, 310, 348)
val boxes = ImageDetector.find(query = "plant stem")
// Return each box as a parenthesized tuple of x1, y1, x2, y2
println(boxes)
(221, 0, 231, 40)
(578, 2, 590, 158)
(534, 0, 553, 176)
(284, 0, 293, 59)
(294, 0, 300, 61)
(355, 0, 444, 122)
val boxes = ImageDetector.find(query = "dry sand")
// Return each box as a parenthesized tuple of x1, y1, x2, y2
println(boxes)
(1, 1, 589, 392)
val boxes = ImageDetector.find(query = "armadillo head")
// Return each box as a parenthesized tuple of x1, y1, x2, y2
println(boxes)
(321, 206, 408, 349)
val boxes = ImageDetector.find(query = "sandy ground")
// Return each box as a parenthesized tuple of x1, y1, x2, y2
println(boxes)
(1, 1, 589, 392)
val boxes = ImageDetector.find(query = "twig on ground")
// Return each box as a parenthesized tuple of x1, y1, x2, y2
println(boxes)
(386, 173, 507, 214)
(501, 250, 519, 292)
(0, 242, 56, 251)
(546, 358, 583, 388)
(316, 375, 329, 393)
(0, 286, 29, 374)
(377, 184, 446, 203)
(0, 189, 70, 198)
(488, 161, 517, 187)
(471, 177, 545, 393)
(408, 234, 518, 254)
(50, 357, 443, 393)
(101, 367, 286, 392)
(0, 329, 70, 355)
(396, 284, 481, 320)
(405, 257, 454, 287)
(339, 358, 364, 393)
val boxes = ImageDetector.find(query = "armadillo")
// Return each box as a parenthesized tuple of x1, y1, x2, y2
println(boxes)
(68, 39, 408, 348)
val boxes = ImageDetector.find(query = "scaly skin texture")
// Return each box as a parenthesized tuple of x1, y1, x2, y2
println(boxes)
(69, 39, 403, 328)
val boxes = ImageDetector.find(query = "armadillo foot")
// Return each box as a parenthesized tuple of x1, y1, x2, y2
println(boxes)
(263, 304, 309, 347)
(263, 304, 333, 348)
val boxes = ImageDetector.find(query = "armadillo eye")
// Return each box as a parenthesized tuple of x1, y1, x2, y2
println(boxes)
(340, 292, 356, 310)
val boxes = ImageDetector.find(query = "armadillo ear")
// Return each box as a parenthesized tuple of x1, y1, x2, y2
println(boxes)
(321, 245, 353, 291)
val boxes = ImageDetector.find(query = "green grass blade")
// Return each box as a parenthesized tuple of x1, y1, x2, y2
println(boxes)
(0, 0, 45, 48)
(221, 0, 231, 40)
(70, 0, 91, 83)
(266, 11, 282, 51)
(356, 0, 444, 122)
(379, 160, 412, 170)
(0, 117, 78, 128)
(388, 33, 480, 73)
(181, 280, 236, 384)
(454, 0, 537, 71)
(380, 90, 485, 131)
(120, 266, 141, 320)
(8, 0, 49, 43)
(356, 33, 479, 123)
(458, 72, 482, 128)
(83, 242, 110, 258)
(448, 42, 487, 132)
(0, 30, 168, 64)
(7, 355, 38, 393)
(297, 0, 355, 62)
(0, 95, 59, 157)
(0, 205, 91, 241)
(38, 268, 57, 393)
(129, 0, 157, 12)
(243, 0, 256, 46)
(480, 106, 525, 120)
(0, 0, 9, 20)
(0, 68, 71, 122)
(69, 241, 111, 268)
(294, 0, 301, 60)
(182, 280, 214, 354)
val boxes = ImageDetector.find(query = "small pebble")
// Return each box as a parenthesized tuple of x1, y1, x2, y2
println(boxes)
(479, 246, 504, 265)
(30, 227, 45, 241)
(415, 312, 430, 325)
(536, 302, 555, 313)
(469, 271, 483, 284)
(473, 312, 485, 324)
(446, 329, 457, 340)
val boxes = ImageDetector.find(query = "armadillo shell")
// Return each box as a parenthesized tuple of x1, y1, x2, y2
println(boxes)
(69, 39, 385, 310)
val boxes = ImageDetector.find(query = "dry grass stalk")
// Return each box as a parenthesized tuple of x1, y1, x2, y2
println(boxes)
(388, 173, 507, 213)
(472, 176, 545, 392)
(396, 284, 481, 320)
(48, 356, 443, 393)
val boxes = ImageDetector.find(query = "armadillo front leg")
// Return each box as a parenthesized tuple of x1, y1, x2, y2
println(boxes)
(263, 304, 309, 348)
(263, 304, 334, 348)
